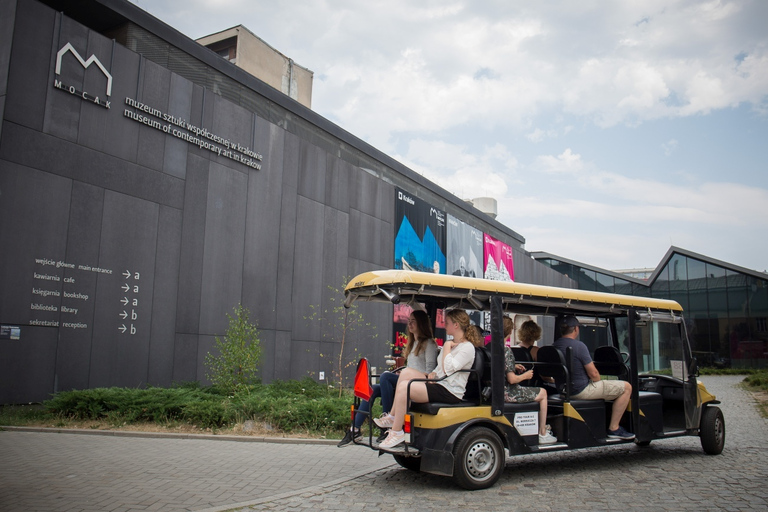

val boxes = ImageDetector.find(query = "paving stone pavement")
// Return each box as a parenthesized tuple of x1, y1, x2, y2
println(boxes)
(1, 375, 766, 512)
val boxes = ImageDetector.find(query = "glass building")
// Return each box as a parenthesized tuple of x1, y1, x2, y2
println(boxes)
(533, 247, 768, 369)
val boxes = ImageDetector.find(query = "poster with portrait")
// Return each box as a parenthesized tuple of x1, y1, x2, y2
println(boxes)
(484, 233, 514, 282)
(394, 188, 446, 274)
(446, 214, 483, 278)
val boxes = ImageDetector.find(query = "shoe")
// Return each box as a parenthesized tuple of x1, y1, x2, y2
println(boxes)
(538, 432, 557, 444)
(336, 428, 361, 447)
(376, 430, 389, 443)
(607, 426, 635, 440)
(373, 413, 394, 429)
(378, 429, 405, 450)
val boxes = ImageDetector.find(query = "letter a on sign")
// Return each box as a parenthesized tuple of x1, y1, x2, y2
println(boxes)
(353, 358, 373, 401)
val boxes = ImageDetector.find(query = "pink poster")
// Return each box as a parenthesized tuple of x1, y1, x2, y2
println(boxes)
(483, 234, 514, 281)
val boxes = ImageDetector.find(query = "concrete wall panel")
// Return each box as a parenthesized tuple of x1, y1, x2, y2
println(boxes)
(0, 0, 16, 98)
(0, 162, 71, 323)
(4, 0, 54, 132)
(88, 191, 159, 388)
(54, 180, 104, 393)
(291, 196, 325, 341)
(0, 123, 184, 209)
(198, 161, 248, 334)
(135, 58, 170, 172)
(172, 333, 198, 384)
(162, 73, 193, 179)
(175, 154, 209, 334)
(0, 327, 58, 403)
(148, 205, 182, 387)
(274, 131, 299, 332)
(297, 140, 326, 203)
(43, 14, 87, 142)
(325, 154, 350, 213)
(272, 330, 292, 381)
(76, 44, 141, 163)
(242, 122, 285, 330)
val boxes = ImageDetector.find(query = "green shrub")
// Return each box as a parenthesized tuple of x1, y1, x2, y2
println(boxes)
(205, 304, 262, 393)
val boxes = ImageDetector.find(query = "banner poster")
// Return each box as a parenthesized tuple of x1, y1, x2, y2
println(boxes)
(484, 233, 514, 282)
(394, 188, 446, 274)
(446, 214, 483, 278)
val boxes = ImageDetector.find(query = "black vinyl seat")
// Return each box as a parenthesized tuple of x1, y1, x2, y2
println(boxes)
(593, 345, 629, 380)
(410, 346, 489, 415)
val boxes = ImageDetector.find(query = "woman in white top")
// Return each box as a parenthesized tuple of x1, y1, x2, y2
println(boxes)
(378, 309, 483, 450)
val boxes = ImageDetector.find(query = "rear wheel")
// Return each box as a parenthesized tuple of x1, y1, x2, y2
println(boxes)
(452, 426, 505, 490)
(392, 454, 421, 472)
(635, 439, 652, 447)
(700, 406, 725, 455)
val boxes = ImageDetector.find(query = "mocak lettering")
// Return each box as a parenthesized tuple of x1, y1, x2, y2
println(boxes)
(53, 79, 111, 108)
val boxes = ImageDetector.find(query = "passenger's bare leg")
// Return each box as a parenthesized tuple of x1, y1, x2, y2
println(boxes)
(534, 389, 548, 436)
(391, 381, 429, 432)
(609, 382, 632, 431)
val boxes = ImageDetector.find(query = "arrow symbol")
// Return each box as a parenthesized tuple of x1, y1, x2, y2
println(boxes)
(123, 270, 131, 278)
(121, 297, 129, 306)
(120, 311, 128, 319)
(122, 284, 130, 292)
(118, 324, 127, 333)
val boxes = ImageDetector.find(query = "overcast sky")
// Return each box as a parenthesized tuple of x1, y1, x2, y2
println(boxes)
(132, 0, 768, 274)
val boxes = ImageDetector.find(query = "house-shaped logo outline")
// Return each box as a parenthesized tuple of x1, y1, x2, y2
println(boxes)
(55, 42, 112, 97)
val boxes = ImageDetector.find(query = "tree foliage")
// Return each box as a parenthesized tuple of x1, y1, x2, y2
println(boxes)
(205, 304, 262, 393)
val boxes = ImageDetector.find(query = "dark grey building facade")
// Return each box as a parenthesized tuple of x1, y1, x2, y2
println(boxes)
(0, 0, 572, 403)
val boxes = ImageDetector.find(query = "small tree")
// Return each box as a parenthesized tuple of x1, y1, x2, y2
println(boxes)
(306, 278, 379, 397)
(205, 304, 262, 393)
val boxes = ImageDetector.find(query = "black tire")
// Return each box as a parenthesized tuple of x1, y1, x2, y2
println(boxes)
(700, 406, 725, 455)
(452, 426, 505, 490)
(635, 439, 651, 447)
(392, 454, 421, 472)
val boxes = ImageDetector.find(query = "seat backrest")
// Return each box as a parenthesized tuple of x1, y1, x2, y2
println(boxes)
(536, 345, 568, 393)
(462, 346, 488, 404)
(593, 345, 629, 379)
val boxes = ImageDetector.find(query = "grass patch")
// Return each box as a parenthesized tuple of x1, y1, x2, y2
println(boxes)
(1, 378, 363, 438)
(742, 371, 768, 418)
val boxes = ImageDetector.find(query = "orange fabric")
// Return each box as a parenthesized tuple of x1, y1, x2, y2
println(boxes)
(353, 358, 374, 401)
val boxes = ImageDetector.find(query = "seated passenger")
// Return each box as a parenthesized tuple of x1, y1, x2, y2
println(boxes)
(377, 309, 483, 450)
(553, 316, 635, 440)
(504, 334, 557, 444)
(518, 319, 541, 361)
(338, 310, 437, 446)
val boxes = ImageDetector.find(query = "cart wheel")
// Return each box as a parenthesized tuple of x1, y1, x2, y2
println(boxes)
(700, 406, 725, 455)
(452, 426, 505, 490)
(392, 454, 421, 472)
(635, 439, 652, 447)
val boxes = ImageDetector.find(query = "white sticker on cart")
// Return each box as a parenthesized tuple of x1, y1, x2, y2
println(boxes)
(514, 412, 539, 436)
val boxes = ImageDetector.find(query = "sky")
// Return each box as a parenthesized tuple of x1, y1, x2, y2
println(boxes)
(131, 0, 768, 274)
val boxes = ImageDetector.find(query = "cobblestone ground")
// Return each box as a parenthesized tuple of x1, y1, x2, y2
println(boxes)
(249, 375, 768, 512)
(1, 376, 765, 512)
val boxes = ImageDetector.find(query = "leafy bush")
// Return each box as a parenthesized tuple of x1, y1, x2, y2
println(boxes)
(743, 371, 768, 391)
(205, 304, 262, 393)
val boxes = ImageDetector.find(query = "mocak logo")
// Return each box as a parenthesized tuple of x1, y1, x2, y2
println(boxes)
(53, 42, 112, 109)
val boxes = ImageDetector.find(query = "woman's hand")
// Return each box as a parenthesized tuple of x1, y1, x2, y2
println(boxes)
(515, 364, 526, 373)
(427, 372, 436, 380)
(521, 369, 534, 380)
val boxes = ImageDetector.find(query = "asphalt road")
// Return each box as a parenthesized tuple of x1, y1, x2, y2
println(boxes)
(1, 375, 766, 511)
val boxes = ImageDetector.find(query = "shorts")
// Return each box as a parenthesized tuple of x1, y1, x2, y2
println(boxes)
(572, 379, 627, 401)
(425, 382, 461, 403)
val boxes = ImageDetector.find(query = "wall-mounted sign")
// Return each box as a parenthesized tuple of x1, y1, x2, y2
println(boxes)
(53, 42, 112, 108)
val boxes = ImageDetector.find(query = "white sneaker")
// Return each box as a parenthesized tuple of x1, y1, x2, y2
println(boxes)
(538, 432, 557, 445)
(379, 429, 405, 450)
(373, 413, 394, 429)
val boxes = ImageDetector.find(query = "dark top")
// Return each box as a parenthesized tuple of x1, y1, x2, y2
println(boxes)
(552, 336, 592, 394)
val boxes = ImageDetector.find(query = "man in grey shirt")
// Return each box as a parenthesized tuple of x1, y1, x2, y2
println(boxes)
(553, 316, 635, 440)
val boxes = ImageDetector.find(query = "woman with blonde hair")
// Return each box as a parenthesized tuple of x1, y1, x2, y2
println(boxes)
(378, 309, 483, 450)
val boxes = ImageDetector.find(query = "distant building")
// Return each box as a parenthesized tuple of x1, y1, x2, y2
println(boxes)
(196, 25, 313, 109)
(533, 248, 768, 369)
